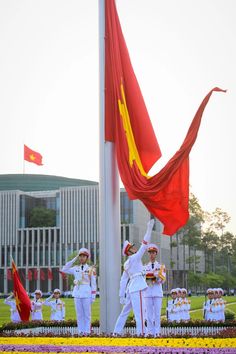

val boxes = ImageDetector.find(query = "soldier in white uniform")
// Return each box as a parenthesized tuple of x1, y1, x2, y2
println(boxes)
(61, 248, 96, 334)
(44, 289, 65, 321)
(114, 219, 155, 336)
(166, 289, 180, 322)
(31, 289, 44, 321)
(217, 288, 225, 322)
(144, 243, 166, 336)
(180, 288, 190, 321)
(203, 288, 215, 321)
(4, 293, 21, 323)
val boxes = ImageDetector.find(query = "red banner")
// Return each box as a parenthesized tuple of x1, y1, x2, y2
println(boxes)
(28, 269, 33, 281)
(7, 269, 12, 280)
(48, 268, 53, 280)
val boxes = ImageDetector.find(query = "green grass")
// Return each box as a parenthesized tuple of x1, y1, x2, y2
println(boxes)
(0, 296, 235, 327)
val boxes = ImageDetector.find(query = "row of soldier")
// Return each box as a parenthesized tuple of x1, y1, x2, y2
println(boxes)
(4, 289, 65, 322)
(4, 220, 227, 336)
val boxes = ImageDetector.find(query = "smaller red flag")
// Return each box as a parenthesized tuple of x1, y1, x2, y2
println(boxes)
(12, 260, 31, 321)
(59, 270, 67, 280)
(28, 269, 33, 281)
(7, 269, 12, 280)
(24, 144, 43, 166)
(40, 269, 45, 281)
(48, 268, 53, 280)
(33, 269, 38, 280)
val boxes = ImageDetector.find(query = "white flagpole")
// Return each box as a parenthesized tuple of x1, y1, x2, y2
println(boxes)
(99, 0, 121, 333)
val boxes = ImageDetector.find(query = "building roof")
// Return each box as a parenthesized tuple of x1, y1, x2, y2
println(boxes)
(0, 174, 97, 192)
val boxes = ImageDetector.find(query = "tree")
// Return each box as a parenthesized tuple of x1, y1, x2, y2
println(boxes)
(29, 207, 56, 227)
(209, 207, 231, 236)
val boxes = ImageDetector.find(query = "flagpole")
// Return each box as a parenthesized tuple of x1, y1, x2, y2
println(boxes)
(99, 0, 121, 333)
(23, 144, 25, 174)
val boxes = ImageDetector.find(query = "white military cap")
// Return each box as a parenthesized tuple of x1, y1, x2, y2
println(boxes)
(78, 248, 90, 258)
(181, 288, 187, 293)
(147, 243, 159, 253)
(34, 289, 42, 296)
(170, 288, 177, 294)
(122, 240, 134, 256)
(207, 288, 214, 294)
(218, 288, 224, 294)
(53, 288, 61, 294)
(175, 287, 181, 293)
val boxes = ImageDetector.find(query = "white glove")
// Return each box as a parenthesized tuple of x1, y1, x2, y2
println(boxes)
(147, 219, 155, 230)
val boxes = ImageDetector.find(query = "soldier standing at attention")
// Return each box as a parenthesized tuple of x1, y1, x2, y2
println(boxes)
(166, 289, 179, 322)
(114, 219, 155, 336)
(61, 248, 96, 334)
(180, 288, 191, 321)
(203, 288, 215, 321)
(31, 289, 44, 321)
(144, 244, 166, 336)
(44, 289, 65, 321)
(4, 293, 21, 323)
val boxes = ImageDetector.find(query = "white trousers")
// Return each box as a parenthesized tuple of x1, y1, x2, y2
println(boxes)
(130, 290, 146, 335)
(31, 311, 43, 321)
(74, 297, 91, 334)
(113, 298, 132, 335)
(145, 296, 162, 336)
(114, 290, 146, 335)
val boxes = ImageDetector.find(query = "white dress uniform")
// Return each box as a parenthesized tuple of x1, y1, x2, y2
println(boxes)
(114, 219, 155, 336)
(217, 289, 225, 322)
(31, 299, 44, 320)
(44, 295, 65, 321)
(144, 259, 166, 336)
(4, 295, 21, 323)
(203, 299, 215, 321)
(167, 298, 180, 322)
(181, 298, 191, 321)
(61, 251, 96, 334)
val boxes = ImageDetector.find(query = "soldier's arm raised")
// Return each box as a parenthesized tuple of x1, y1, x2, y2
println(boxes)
(133, 219, 155, 261)
(61, 255, 79, 275)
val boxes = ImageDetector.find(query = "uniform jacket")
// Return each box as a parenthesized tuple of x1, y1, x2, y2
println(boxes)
(203, 299, 215, 321)
(121, 228, 152, 294)
(44, 296, 65, 321)
(167, 298, 181, 322)
(61, 257, 97, 299)
(4, 297, 21, 322)
(31, 299, 44, 320)
(143, 261, 166, 298)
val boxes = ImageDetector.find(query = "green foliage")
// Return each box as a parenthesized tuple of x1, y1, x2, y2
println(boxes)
(29, 207, 56, 227)
(225, 310, 235, 321)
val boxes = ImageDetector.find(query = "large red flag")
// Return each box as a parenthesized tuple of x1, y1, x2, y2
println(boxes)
(105, 0, 225, 235)
(12, 260, 31, 321)
(24, 144, 43, 166)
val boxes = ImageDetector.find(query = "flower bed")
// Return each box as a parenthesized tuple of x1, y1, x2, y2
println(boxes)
(0, 337, 236, 352)
(0, 337, 236, 353)
(1, 319, 236, 332)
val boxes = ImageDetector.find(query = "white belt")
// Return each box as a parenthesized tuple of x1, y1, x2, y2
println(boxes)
(130, 272, 145, 280)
